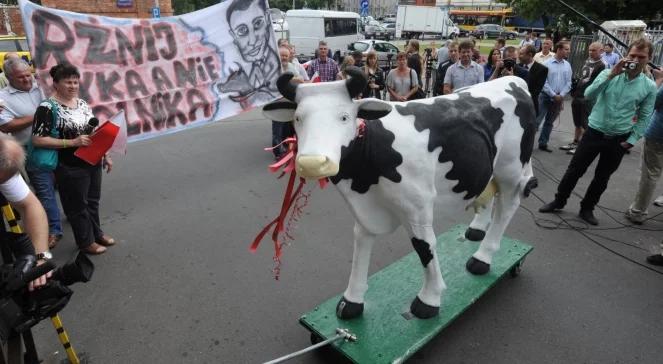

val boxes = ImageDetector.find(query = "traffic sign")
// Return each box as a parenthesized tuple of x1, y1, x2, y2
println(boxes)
(360, 0, 369, 10)
(152, 7, 160, 19)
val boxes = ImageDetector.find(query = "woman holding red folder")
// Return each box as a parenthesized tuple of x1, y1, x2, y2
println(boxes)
(31, 63, 115, 255)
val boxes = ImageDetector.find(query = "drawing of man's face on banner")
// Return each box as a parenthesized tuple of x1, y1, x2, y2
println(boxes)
(228, 0, 270, 63)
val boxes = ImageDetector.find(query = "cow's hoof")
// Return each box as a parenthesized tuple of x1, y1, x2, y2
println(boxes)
(410, 296, 439, 319)
(524, 176, 538, 197)
(336, 297, 364, 319)
(466, 256, 490, 275)
(465, 227, 486, 241)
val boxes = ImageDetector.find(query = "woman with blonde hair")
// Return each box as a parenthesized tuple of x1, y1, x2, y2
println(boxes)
(336, 56, 355, 80)
(362, 51, 384, 99)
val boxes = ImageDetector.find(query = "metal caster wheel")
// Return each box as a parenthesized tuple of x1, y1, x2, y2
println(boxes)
(310, 332, 323, 345)
(510, 259, 524, 277)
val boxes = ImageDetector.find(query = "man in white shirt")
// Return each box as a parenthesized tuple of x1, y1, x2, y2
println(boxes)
(0, 58, 44, 146)
(0, 134, 51, 290)
(519, 32, 535, 48)
(534, 38, 554, 64)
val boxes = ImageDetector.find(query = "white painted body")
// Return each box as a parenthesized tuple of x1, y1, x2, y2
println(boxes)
(264, 75, 534, 316)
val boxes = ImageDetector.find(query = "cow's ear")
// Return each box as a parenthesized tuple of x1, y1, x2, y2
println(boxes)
(355, 99, 392, 120)
(262, 100, 296, 122)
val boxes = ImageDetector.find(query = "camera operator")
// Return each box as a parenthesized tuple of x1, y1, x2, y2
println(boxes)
(0, 134, 51, 291)
(488, 46, 528, 82)
(539, 39, 658, 226)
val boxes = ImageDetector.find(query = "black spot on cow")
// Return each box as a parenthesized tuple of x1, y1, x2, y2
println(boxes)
(411, 237, 433, 267)
(330, 119, 403, 193)
(396, 94, 504, 200)
(505, 82, 536, 166)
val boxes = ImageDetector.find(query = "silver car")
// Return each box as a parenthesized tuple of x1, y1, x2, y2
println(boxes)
(346, 40, 400, 70)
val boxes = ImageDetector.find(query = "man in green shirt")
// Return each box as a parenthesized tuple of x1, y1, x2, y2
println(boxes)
(539, 39, 657, 225)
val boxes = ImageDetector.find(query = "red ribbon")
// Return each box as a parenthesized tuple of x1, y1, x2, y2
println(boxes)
(250, 136, 327, 280)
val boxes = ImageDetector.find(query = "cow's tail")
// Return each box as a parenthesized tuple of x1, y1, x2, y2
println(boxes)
(519, 160, 537, 198)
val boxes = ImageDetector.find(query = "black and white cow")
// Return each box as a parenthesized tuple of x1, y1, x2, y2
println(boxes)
(262, 67, 537, 319)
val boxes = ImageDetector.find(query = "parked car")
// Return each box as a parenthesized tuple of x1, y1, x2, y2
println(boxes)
(365, 24, 393, 40)
(383, 23, 396, 39)
(0, 36, 31, 72)
(346, 39, 400, 70)
(470, 24, 518, 39)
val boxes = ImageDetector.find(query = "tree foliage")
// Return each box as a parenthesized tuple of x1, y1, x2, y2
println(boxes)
(508, 0, 661, 31)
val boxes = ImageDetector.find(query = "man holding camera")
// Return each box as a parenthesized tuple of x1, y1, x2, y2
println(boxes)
(539, 39, 658, 226)
(0, 134, 51, 290)
(488, 46, 528, 82)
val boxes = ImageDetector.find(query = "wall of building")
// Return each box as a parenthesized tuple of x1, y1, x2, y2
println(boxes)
(1, 0, 174, 36)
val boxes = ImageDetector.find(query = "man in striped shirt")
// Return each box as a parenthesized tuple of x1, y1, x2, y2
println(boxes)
(306, 40, 339, 83)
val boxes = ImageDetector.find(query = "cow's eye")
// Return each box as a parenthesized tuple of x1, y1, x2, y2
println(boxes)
(340, 113, 350, 124)
(294, 115, 301, 124)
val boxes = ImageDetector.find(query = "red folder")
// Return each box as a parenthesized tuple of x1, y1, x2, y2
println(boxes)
(74, 121, 120, 165)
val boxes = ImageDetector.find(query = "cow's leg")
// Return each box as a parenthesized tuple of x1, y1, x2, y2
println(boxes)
(337, 222, 376, 319)
(466, 197, 494, 241)
(406, 224, 446, 319)
(467, 182, 521, 275)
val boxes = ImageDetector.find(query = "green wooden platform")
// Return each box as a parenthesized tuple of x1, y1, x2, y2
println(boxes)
(299, 224, 533, 364)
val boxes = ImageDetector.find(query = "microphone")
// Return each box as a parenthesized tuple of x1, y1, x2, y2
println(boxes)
(84, 117, 99, 134)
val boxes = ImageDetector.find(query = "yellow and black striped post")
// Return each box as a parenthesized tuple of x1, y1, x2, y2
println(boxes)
(1, 203, 81, 364)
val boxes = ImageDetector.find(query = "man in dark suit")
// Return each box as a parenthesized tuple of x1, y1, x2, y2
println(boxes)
(519, 44, 548, 116)
(488, 46, 528, 82)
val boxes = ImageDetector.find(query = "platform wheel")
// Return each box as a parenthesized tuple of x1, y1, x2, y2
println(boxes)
(310, 332, 324, 345)
(510, 259, 524, 278)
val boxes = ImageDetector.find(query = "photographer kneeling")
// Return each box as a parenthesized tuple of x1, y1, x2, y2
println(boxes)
(0, 134, 51, 291)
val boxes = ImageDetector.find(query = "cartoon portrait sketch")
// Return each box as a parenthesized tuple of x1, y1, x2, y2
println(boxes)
(217, 0, 280, 107)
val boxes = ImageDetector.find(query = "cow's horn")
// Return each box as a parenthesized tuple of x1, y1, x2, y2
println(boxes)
(345, 66, 367, 99)
(277, 72, 298, 102)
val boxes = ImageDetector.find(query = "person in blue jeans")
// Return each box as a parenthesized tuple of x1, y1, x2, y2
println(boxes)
(26, 168, 62, 248)
(537, 41, 572, 152)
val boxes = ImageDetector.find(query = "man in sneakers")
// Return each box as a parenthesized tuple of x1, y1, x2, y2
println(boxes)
(562, 42, 606, 155)
(537, 41, 572, 152)
(624, 68, 663, 224)
(539, 39, 657, 225)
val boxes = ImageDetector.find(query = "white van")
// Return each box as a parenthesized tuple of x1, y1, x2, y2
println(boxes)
(285, 9, 361, 61)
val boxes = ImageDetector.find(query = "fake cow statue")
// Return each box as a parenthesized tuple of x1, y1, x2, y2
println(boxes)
(262, 67, 538, 319)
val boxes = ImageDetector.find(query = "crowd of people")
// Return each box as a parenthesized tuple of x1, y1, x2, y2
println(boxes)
(273, 35, 663, 266)
(0, 54, 115, 262)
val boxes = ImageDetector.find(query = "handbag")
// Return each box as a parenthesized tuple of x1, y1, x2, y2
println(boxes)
(407, 69, 426, 101)
(27, 99, 60, 171)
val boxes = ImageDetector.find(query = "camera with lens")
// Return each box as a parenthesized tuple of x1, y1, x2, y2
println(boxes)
(503, 58, 516, 70)
(622, 60, 637, 71)
(424, 48, 434, 70)
(0, 233, 94, 343)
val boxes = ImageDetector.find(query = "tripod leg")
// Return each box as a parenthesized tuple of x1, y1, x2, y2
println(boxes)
(21, 330, 39, 364)
(51, 315, 80, 364)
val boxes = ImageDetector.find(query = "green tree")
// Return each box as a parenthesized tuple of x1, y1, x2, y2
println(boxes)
(508, 0, 661, 34)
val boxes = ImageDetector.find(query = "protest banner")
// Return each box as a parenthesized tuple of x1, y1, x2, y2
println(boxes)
(19, 0, 281, 142)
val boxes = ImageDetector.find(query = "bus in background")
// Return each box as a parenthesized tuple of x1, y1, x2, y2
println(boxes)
(449, 8, 514, 33)
(286, 9, 361, 61)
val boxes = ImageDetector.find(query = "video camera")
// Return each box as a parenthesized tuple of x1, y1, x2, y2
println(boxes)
(0, 234, 93, 343)
(424, 48, 434, 70)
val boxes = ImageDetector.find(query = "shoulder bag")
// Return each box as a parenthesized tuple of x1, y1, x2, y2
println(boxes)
(408, 69, 426, 101)
(27, 99, 60, 171)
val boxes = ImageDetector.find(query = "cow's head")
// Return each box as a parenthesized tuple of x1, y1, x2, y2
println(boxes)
(262, 67, 392, 179)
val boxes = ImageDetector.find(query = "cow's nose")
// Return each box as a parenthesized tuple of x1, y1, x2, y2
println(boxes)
(296, 155, 339, 179)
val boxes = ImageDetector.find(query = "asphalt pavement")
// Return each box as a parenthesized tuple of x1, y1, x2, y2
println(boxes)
(30, 101, 663, 364)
